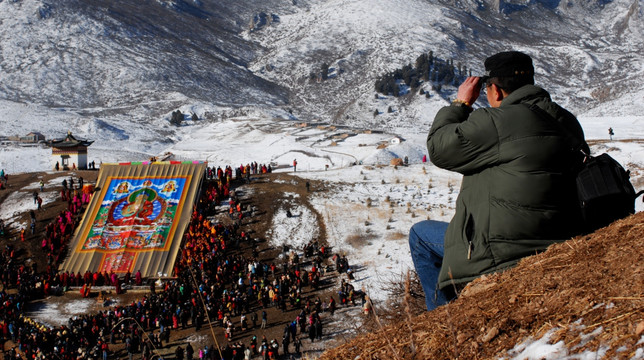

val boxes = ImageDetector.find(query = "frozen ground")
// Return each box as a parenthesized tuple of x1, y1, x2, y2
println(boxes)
(2, 112, 643, 359)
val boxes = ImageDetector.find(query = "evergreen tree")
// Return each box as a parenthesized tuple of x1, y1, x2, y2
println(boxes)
(415, 54, 428, 71)
(410, 77, 420, 90)
(387, 78, 397, 94)
(375, 78, 387, 94)
(373, 49, 463, 96)
(191, 112, 198, 121)
(422, 66, 430, 81)
(171, 110, 183, 126)
(321, 63, 329, 80)
(373, 109, 379, 117)
(402, 64, 414, 85)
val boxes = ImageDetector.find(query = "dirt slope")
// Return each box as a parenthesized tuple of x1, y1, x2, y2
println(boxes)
(320, 212, 644, 359)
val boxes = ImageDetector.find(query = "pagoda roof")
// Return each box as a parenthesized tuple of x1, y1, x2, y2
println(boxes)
(50, 132, 94, 148)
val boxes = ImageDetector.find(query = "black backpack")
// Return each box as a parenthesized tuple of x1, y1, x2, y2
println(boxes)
(525, 104, 643, 233)
(576, 153, 643, 233)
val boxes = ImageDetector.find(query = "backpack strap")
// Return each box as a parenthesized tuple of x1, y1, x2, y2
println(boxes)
(636, 190, 644, 201)
(524, 103, 588, 158)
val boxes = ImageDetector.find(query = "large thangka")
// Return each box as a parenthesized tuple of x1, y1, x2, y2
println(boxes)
(61, 161, 206, 278)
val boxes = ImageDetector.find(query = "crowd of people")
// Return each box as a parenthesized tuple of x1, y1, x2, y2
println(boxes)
(0, 174, 99, 359)
(0, 164, 368, 360)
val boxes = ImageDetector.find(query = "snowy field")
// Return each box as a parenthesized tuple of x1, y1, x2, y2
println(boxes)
(1, 111, 643, 359)
(2, 113, 643, 298)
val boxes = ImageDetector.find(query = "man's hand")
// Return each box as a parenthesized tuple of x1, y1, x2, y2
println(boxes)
(455, 76, 483, 106)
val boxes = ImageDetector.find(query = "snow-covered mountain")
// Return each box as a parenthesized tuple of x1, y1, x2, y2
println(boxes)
(0, 0, 292, 109)
(0, 0, 643, 161)
(246, 0, 644, 123)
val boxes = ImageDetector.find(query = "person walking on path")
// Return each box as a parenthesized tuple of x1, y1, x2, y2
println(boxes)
(261, 310, 267, 329)
(186, 343, 194, 360)
(251, 312, 258, 328)
(176, 345, 184, 360)
(294, 336, 302, 355)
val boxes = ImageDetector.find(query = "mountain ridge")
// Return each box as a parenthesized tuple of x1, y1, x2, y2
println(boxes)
(1, 0, 642, 138)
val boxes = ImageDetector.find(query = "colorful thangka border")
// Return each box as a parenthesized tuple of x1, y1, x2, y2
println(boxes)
(100, 251, 137, 273)
(80, 176, 187, 253)
(60, 162, 206, 276)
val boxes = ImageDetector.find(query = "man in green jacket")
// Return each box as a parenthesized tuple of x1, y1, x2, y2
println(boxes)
(409, 51, 588, 310)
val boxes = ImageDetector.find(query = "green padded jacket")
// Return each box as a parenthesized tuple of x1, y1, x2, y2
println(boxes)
(427, 85, 588, 289)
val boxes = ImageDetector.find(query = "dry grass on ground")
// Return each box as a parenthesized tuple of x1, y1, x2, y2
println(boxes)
(346, 230, 379, 249)
(320, 212, 644, 359)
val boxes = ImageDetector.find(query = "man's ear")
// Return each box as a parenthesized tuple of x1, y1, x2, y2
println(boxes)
(490, 84, 504, 102)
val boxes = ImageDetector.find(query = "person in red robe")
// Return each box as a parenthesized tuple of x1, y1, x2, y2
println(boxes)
(81, 283, 91, 298)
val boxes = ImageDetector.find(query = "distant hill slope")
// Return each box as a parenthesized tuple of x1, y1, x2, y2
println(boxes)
(0, 0, 290, 112)
(239, 0, 644, 122)
(1, 0, 643, 126)
(320, 212, 644, 359)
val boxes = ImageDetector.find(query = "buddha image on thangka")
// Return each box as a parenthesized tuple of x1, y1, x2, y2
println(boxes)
(82, 177, 185, 252)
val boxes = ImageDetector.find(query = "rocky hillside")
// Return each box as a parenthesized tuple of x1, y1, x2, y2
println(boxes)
(1, 0, 643, 128)
(0, 0, 290, 112)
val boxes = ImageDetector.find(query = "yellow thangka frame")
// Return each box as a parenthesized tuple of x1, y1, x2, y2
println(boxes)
(60, 161, 206, 278)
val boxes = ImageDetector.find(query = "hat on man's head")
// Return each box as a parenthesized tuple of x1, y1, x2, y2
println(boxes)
(482, 51, 534, 81)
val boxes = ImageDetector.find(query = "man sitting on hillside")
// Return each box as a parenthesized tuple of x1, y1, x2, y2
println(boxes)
(409, 51, 589, 310)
